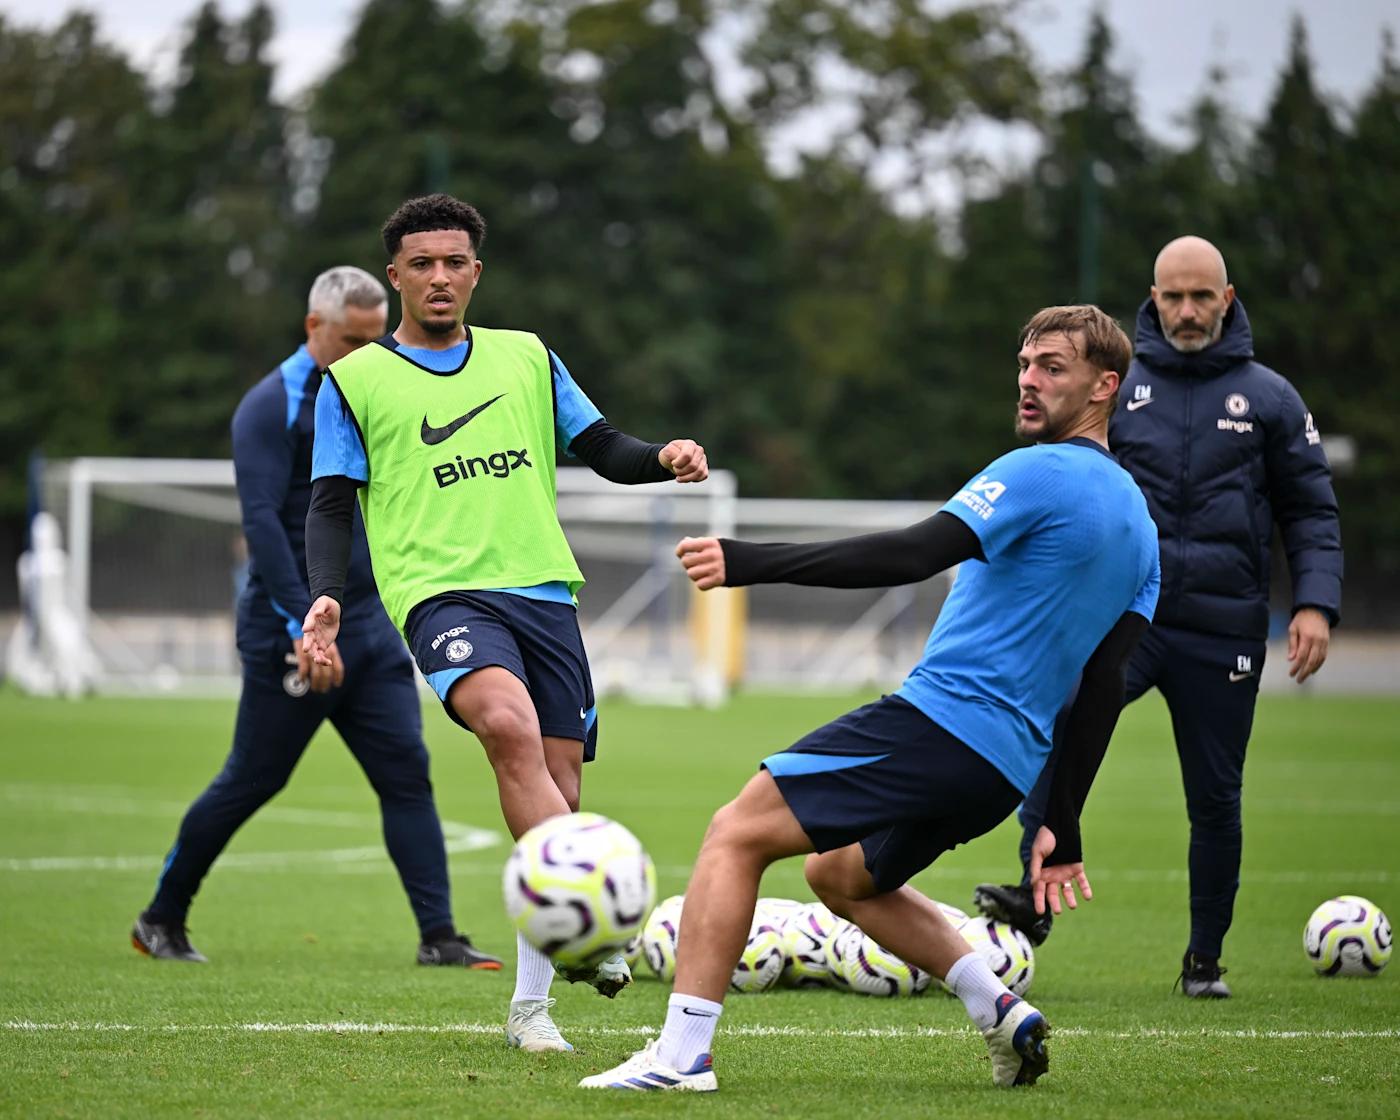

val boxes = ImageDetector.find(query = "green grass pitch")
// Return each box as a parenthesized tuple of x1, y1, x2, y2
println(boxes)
(1, 688, 1396, 1118)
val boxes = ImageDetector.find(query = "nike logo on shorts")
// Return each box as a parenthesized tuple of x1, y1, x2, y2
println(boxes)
(1228, 670, 1254, 682)
(420, 394, 506, 445)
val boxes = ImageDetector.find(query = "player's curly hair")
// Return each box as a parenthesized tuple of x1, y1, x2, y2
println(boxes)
(381, 194, 487, 258)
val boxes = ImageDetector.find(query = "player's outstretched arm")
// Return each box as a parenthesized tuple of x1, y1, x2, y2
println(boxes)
(568, 420, 707, 485)
(676, 512, 983, 591)
(657, 439, 708, 483)
(1036, 610, 1149, 910)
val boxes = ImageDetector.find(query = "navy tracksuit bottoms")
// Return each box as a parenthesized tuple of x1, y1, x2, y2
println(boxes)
(147, 624, 453, 938)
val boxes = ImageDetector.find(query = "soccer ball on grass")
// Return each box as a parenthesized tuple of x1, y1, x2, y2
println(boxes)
(1303, 895, 1392, 977)
(502, 812, 656, 970)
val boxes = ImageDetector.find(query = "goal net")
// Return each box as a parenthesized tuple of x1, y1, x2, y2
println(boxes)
(24, 457, 951, 701)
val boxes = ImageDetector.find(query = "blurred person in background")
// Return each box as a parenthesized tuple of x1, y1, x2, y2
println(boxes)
(131, 266, 501, 971)
(975, 236, 1343, 998)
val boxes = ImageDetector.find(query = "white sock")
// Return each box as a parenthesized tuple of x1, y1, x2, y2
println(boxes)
(655, 993, 723, 1071)
(511, 933, 555, 1004)
(945, 950, 1013, 1031)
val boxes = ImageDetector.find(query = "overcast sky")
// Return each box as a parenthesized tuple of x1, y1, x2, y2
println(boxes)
(4, 0, 1394, 142)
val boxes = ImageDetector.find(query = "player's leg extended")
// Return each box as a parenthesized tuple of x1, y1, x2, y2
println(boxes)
(136, 642, 327, 960)
(332, 632, 501, 969)
(806, 845, 1048, 1088)
(448, 667, 582, 1049)
(1160, 630, 1263, 996)
(449, 667, 570, 837)
(579, 770, 811, 1090)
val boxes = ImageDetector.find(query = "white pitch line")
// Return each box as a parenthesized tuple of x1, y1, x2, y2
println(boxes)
(4, 1020, 1397, 1041)
(0, 783, 502, 872)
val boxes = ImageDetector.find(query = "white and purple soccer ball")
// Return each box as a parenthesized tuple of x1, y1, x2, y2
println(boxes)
(641, 894, 686, 981)
(958, 916, 1035, 997)
(834, 926, 931, 997)
(732, 924, 786, 992)
(780, 902, 845, 988)
(502, 812, 656, 970)
(1304, 895, 1392, 977)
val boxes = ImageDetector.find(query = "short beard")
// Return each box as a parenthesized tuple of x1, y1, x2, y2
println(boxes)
(417, 314, 460, 336)
(1167, 314, 1224, 353)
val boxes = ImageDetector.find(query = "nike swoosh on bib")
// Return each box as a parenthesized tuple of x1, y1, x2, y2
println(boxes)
(1125, 397, 1154, 411)
(420, 394, 507, 446)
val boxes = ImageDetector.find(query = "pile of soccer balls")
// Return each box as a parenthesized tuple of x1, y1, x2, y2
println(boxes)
(501, 814, 1393, 995)
(638, 894, 1035, 997)
(500, 811, 1034, 997)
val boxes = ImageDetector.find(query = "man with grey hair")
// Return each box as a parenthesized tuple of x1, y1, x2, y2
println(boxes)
(976, 236, 1342, 998)
(132, 267, 501, 971)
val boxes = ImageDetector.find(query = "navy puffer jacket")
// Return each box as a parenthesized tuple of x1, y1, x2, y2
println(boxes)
(1109, 298, 1342, 642)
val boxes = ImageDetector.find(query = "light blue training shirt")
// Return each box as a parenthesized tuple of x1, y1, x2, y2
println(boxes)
(894, 438, 1160, 794)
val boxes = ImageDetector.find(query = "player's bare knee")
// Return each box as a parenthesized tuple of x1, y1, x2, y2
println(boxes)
(701, 798, 761, 857)
(485, 741, 550, 793)
(804, 850, 876, 916)
(467, 700, 536, 751)
(804, 854, 852, 916)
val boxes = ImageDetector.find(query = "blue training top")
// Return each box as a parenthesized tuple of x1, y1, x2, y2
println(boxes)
(312, 337, 603, 608)
(895, 438, 1160, 794)
(231, 345, 393, 641)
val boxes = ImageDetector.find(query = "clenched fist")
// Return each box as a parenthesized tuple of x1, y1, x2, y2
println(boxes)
(676, 536, 726, 590)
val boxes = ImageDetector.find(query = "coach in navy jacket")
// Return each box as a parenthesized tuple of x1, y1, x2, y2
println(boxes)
(980, 237, 1342, 998)
(1115, 283, 1342, 643)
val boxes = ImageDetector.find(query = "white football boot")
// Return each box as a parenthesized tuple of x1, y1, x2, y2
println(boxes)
(981, 992, 1050, 1087)
(505, 998, 573, 1053)
(578, 1039, 717, 1091)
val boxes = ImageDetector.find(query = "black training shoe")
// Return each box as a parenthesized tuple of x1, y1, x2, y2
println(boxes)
(417, 932, 502, 969)
(973, 883, 1053, 947)
(1177, 951, 1231, 998)
(131, 915, 208, 962)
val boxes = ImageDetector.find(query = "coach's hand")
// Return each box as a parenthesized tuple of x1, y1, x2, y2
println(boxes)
(1028, 825, 1093, 916)
(294, 636, 345, 693)
(302, 596, 343, 669)
(660, 439, 708, 484)
(676, 536, 727, 590)
(1288, 607, 1330, 684)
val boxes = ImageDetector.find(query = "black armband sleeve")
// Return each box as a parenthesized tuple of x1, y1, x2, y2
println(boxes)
(568, 419, 672, 484)
(1041, 611, 1150, 865)
(305, 475, 360, 606)
(718, 511, 984, 589)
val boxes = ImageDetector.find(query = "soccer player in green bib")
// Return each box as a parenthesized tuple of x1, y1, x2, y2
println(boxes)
(301, 194, 708, 1053)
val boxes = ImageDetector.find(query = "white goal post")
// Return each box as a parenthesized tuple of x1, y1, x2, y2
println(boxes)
(25, 457, 952, 701)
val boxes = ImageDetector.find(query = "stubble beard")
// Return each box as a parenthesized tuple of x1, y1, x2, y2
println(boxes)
(417, 312, 460, 336)
(1167, 312, 1224, 353)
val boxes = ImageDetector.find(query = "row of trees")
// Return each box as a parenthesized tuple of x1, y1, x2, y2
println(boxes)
(2, 1, 1397, 618)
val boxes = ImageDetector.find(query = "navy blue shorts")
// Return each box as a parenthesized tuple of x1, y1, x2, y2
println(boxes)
(404, 590, 598, 761)
(763, 695, 1021, 892)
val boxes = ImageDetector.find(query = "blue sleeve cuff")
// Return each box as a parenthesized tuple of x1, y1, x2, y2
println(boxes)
(268, 598, 305, 641)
